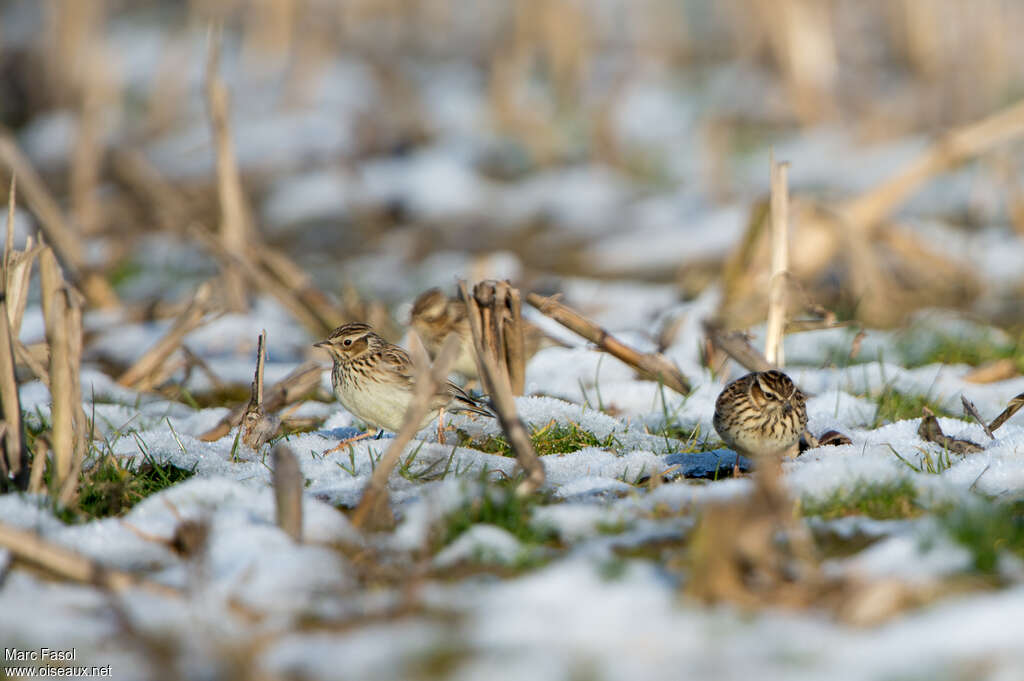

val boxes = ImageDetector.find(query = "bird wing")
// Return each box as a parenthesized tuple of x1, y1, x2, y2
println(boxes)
(445, 381, 494, 418)
(379, 346, 417, 388)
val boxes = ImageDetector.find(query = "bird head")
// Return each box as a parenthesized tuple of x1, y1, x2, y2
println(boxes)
(751, 369, 802, 413)
(409, 288, 450, 327)
(314, 322, 380, 362)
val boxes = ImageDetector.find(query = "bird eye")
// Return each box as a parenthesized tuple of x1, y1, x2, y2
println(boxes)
(343, 339, 353, 347)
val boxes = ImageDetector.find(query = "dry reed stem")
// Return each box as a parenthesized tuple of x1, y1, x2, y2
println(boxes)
(988, 392, 1024, 433)
(767, 0, 837, 123)
(964, 359, 1019, 384)
(28, 437, 47, 495)
(39, 246, 75, 489)
(199, 361, 322, 442)
(4, 174, 12, 270)
(704, 322, 774, 374)
(505, 286, 527, 395)
(241, 331, 280, 449)
(961, 396, 995, 440)
(783, 319, 851, 334)
(181, 346, 225, 391)
(117, 282, 216, 390)
(0, 521, 180, 599)
(463, 281, 527, 396)
(110, 149, 190, 232)
(61, 283, 88, 507)
(271, 442, 303, 543)
(0, 133, 85, 276)
(113, 151, 341, 335)
(839, 97, 1024, 234)
(205, 23, 250, 313)
(5, 241, 41, 339)
(687, 451, 820, 609)
(918, 407, 983, 454)
(0, 132, 117, 308)
(70, 56, 107, 237)
(462, 281, 544, 496)
(0, 177, 26, 490)
(526, 292, 691, 395)
(256, 249, 345, 332)
(764, 154, 789, 366)
(0, 320, 27, 490)
(350, 334, 462, 531)
(187, 223, 329, 336)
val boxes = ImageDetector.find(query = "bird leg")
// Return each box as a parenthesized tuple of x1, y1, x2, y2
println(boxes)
(323, 430, 376, 455)
(436, 407, 446, 445)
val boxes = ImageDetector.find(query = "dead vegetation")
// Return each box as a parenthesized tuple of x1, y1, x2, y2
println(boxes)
(2, 1, 1024, 671)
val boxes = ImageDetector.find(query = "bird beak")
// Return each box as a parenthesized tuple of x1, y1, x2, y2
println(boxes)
(313, 340, 330, 349)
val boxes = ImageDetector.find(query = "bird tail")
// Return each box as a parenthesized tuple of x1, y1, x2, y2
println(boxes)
(447, 382, 496, 418)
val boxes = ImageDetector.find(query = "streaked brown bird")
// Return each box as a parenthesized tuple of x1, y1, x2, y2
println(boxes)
(713, 370, 807, 460)
(409, 288, 555, 381)
(314, 322, 491, 443)
(409, 289, 480, 380)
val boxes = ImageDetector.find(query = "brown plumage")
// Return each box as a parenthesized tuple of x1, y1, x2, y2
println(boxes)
(409, 289, 480, 379)
(409, 288, 554, 381)
(314, 322, 491, 433)
(713, 370, 807, 459)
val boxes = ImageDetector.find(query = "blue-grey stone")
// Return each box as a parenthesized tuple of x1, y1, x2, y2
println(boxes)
(317, 426, 394, 441)
(663, 449, 753, 480)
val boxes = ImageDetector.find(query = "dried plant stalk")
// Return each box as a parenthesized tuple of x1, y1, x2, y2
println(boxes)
(3, 174, 12, 269)
(963, 359, 1018, 384)
(28, 437, 47, 495)
(0, 132, 117, 308)
(110, 149, 190, 233)
(60, 282, 88, 507)
(39, 247, 75, 488)
(988, 392, 1024, 433)
(241, 331, 280, 449)
(764, 154, 789, 366)
(463, 281, 526, 396)
(462, 282, 544, 496)
(351, 334, 462, 531)
(187, 223, 329, 337)
(256, 249, 345, 332)
(704, 322, 775, 374)
(5, 242, 41, 338)
(117, 282, 216, 390)
(112, 151, 344, 335)
(0, 134, 85, 278)
(918, 407, 983, 454)
(526, 292, 691, 395)
(70, 62, 106, 237)
(687, 449, 820, 608)
(961, 396, 995, 440)
(205, 24, 250, 313)
(840, 97, 1024, 235)
(0, 521, 180, 598)
(504, 287, 527, 395)
(0, 179, 26, 490)
(271, 442, 303, 542)
(199, 361, 322, 442)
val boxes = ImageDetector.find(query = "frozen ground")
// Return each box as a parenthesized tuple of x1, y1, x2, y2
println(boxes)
(2, 285, 1024, 681)
(3, 3, 1024, 679)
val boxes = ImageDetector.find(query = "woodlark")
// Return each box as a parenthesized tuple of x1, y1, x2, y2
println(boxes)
(315, 322, 492, 443)
(713, 370, 807, 460)
(409, 287, 553, 381)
